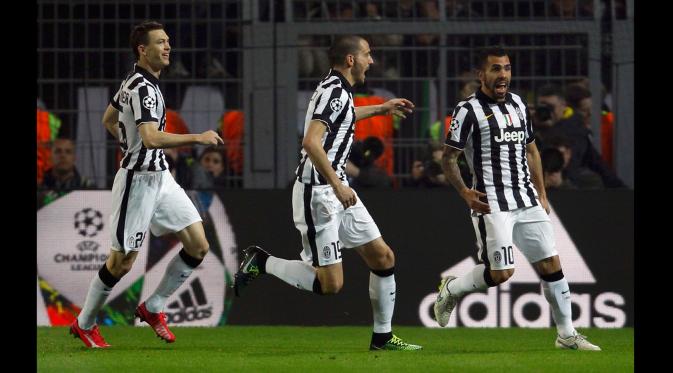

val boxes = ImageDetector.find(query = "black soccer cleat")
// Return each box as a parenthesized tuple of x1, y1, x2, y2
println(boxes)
(232, 245, 269, 297)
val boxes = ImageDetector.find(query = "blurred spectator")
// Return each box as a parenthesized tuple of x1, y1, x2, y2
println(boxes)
(191, 146, 228, 189)
(354, 84, 395, 178)
(219, 110, 245, 176)
(346, 137, 392, 188)
(430, 75, 480, 141)
(40, 138, 95, 192)
(535, 84, 624, 188)
(541, 148, 576, 190)
(544, 135, 603, 189)
(36, 107, 61, 185)
(565, 83, 615, 170)
(405, 141, 464, 188)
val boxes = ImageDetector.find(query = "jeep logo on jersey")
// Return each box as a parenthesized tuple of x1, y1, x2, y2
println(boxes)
(329, 97, 343, 112)
(143, 95, 156, 110)
(418, 204, 627, 329)
(494, 128, 525, 144)
(165, 278, 213, 324)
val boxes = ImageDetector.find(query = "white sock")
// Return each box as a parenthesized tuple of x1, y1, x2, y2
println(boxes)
(145, 253, 195, 313)
(447, 263, 489, 297)
(77, 275, 113, 330)
(369, 272, 396, 334)
(542, 278, 576, 338)
(265, 256, 316, 291)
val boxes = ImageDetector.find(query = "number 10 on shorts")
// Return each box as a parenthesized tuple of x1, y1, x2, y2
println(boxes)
(497, 246, 514, 265)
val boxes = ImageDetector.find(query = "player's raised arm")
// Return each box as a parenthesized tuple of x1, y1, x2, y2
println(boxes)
(138, 122, 223, 149)
(355, 98, 414, 120)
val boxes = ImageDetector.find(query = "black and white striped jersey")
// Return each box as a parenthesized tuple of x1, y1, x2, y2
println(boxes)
(445, 89, 539, 212)
(110, 64, 168, 172)
(296, 69, 356, 185)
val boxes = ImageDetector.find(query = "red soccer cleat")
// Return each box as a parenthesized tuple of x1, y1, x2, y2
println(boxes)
(135, 302, 176, 343)
(69, 319, 111, 348)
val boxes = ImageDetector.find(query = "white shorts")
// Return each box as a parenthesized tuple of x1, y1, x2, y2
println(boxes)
(110, 168, 202, 254)
(472, 204, 557, 270)
(292, 181, 381, 267)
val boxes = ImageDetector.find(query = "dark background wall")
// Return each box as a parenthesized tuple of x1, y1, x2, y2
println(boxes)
(219, 189, 633, 327)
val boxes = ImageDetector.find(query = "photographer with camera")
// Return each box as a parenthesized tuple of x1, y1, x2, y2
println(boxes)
(534, 84, 624, 188)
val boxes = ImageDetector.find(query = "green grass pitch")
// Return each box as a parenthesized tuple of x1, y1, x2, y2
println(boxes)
(38, 326, 633, 372)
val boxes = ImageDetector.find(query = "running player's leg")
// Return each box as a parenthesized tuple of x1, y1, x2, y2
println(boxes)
(136, 171, 205, 342)
(72, 169, 154, 347)
(344, 197, 421, 350)
(234, 182, 341, 295)
(513, 205, 600, 350)
(142, 173, 207, 314)
(434, 211, 515, 327)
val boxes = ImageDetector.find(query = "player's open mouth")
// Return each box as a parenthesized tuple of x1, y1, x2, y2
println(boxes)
(495, 82, 508, 94)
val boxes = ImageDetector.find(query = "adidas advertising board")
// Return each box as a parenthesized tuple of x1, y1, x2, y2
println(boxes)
(418, 205, 626, 328)
(38, 189, 631, 327)
(139, 244, 225, 326)
(36, 191, 149, 308)
(222, 189, 632, 328)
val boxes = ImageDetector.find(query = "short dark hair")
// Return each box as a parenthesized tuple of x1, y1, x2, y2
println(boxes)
(564, 83, 591, 108)
(328, 35, 365, 67)
(536, 84, 564, 99)
(130, 21, 164, 60)
(541, 148, 564, 173)
(199, 146, 226, 163)
(476, 45, 508, 70)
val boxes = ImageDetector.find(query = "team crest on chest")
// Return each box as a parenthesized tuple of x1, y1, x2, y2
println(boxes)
(514, 106, 524, 122)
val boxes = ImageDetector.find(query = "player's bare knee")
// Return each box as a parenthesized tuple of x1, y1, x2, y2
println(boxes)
(185, 244, 209, 260)
(321, 279, 343, 295)
(491, 268, 514, 284)
(108, 262, 132, 278)
(374, 247, 395, 269)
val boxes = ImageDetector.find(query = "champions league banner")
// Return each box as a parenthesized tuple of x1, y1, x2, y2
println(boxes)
(36, 191, 238, 327)
(37, 189, 632, 328)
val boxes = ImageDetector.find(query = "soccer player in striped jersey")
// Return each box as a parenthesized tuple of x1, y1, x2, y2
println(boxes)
(70, 21, 224, 348)
(234, 36, 421, 351)
(433, 46, 600, 350)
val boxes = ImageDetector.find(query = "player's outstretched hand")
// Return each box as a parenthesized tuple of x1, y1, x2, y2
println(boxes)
(460, 189, 491, 214)
(334, 184, 357, 209)
(383, 98, 415, 119)
(198, 130, 224, 146)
